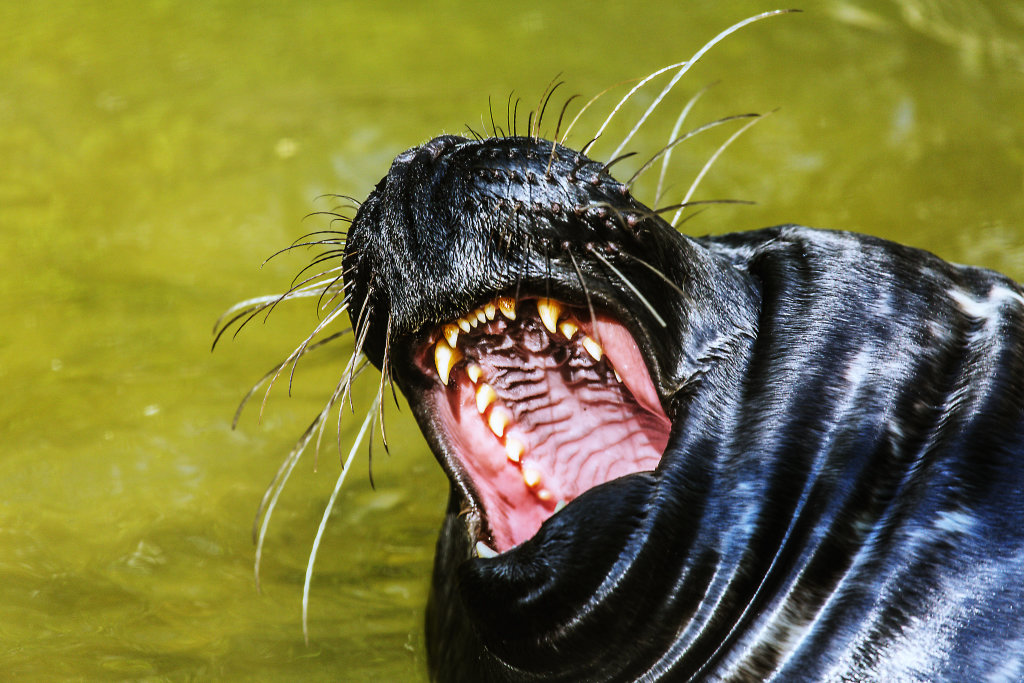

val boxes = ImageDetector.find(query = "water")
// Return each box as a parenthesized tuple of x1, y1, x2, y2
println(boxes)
(2, 1, 1022, 679)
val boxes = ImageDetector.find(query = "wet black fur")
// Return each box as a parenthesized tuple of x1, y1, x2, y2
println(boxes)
(342, 134, 1024, 681)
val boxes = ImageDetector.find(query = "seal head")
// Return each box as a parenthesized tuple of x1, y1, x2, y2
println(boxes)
(342, 132, 1024, 681)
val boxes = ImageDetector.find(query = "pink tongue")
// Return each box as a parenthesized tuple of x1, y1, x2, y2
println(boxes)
(437, 313, 671, 552)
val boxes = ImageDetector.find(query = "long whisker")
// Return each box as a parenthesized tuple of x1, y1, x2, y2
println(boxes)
(231, 329, 351, 429)
(607, 9, 794, 162)
(560, 75, 643, 146)
(301, 393, 380, 645)
(619, 252, 689, 299)
(626, 113, 760, 188)
(655, 84, 714, 206)
(591, 61, 688, 152)
(587, 245, 668, 327)
(654, 199, 755, 215)
(671, 111, 770, 225)
(255, 300, 350, 422)
(567, 248, 601, 347)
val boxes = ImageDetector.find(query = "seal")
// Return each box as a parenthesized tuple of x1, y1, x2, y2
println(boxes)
(218, 14, 1024, 683)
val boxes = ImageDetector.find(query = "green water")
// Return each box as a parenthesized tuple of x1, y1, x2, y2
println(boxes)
(2, 1, 1022, 679)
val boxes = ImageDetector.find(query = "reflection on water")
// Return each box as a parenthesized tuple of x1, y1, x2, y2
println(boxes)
(1, 0, 1022, 678)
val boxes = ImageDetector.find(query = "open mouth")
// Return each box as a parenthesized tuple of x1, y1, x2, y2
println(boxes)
(412, 295, 672, 555)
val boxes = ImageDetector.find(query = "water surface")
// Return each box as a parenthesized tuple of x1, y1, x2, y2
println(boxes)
(2, 1, 1022, 679)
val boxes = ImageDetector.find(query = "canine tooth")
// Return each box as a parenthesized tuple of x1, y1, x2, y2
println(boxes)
(488, 408, 509, 438)
(537, 298, 561, 334)
(497, 296, 516, 320)
(558, 320, 579, 339)
(475, 541, 498, 558)
(522, 467, 542, 488)
(505, 438, 524, 463)
(466, 363, 482, 384)
(476, 383, 497, 414)
(475, 308, 487, 323)
(582, 335, 603, 361)
(434, 339, 461, 385)
(458, 317, 472, 333)
(484, 302, 496, 320)
(442, 323, 459, 348)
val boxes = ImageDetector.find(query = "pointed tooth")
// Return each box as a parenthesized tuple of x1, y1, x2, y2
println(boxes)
(537, 298, 561, 334)
(458, 317, 472, 333)
(475, 540, 498, 558)
(484, 302, 496, 320)
(497, 296, 516, 320)
(554, 500, 567, 513)
(466, 363, 482, 384)
(505, 438, 524, 463)
(558, 320, 579, 339)
(442, 323, 459, 348)
(536, 488, 553, 502)
(522, 467, 541, 488)
(582, 335, 603, 361)
(488, 408, 509, 438)
(475, 308, 487, 323)
(476, 383, 497, 414)
(613, 367, 622, 382)
(434, 339, 461, 385)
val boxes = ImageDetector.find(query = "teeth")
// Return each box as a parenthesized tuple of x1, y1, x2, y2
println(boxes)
(488, 408, 509, 438)
(442, 323, 459, 348)
(484, 302, 496, 320)
(505, 438, 524, 463)
(582, 335, 603, 361)
(554, 500, 567, 513)
(434, 339, 461, 385)
(475, 308, 487, 323)
(522, 467, 542, 488)
(466, 363, 482, 384)
(536, 488, 553, 502)
(476, 383, 497, 414)
(613, 367, 622, 383)
(558, 320, 579, 339)
(458, 317, 472, 333)
(475, 541, 498, 558)
(497, 296, 516, 320)
(537, 298, 561, 334)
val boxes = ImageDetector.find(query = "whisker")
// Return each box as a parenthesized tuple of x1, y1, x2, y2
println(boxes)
(619, 252, 688, 299)
(587, 245, 668, 327)
(253, 397, 336, 593)
(671, 111, 770, 225)
(231, 329, 352, 429)
(654, 198, 755, 215)
(593, 61, 688, 154)
(626, 113, 760, 188)
(602, 151, 638, 174)
(567, 248, 601, 348)
(560, 75, 642, 146)
(377, 315, 393, 455)
(547, 94, 580, 176)
(301, 392, 380, 645)
(533, 76, 564, 140)
(655, 84, 714, 206)
(284, 298, 352, 395)
(607, 9, 794, 162)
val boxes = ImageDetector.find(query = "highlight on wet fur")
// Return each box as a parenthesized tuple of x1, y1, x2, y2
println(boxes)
(213, 9, 796, 641)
